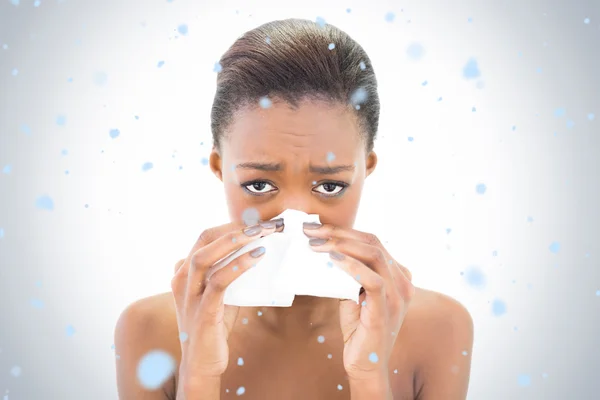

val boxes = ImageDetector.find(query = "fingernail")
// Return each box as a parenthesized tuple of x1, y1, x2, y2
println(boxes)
(243, 225, 262, 236)
(309, 238, 329, 246)
(303, 222, 322, 230)
(259, 220, 277, 229)
(329, 251, 345, 260)
(250, 246, 266, 257)
(274, 218, 284, 228)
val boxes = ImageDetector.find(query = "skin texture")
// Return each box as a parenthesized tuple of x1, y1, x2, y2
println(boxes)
(114, 99, 475, 400)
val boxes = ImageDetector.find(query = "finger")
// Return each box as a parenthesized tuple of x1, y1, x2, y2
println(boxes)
(170, 258, 188, 305)
(303, 223, 396, 262)
(173, 222, 244, 289)
(304, 223, 413, 282)
(205, 219, 283, 269)
(397, 261, 412, 282)
(394, 263, 415, 299)
(388, 260, 413, 299)
(309, 237, 394, 284)
(184, 218, 278, 265)
(199, 246, 267, 318)
(326, 239, 412, 300)
(187, 220, 283, 296)
(173, 258, 186, 274)
(328, 251, 387, 316)
(303, 223, 379, 245)
(191, 221, 242, 255)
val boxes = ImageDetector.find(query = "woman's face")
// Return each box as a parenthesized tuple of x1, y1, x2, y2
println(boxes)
(209, 100, 377, 228)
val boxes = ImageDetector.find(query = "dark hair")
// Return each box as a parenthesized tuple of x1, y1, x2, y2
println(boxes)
(210, 18, 380, 154)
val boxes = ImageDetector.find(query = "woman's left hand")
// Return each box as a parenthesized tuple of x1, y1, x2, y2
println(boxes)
(303, 222, 415, 384)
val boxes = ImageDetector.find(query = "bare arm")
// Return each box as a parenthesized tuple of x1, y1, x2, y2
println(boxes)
(116, 218, 279, 399)
(415, 294, 474, 399)
(114, 296, 179, 400)
(175, 376, 221, 399)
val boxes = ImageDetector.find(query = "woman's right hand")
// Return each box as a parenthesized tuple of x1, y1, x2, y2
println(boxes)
(171, 218, 284, 390)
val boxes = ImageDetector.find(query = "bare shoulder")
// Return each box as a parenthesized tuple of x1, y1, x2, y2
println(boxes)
(115, 291, 179, 346)
(114, 291, 181, 398)
(407, 287, 473, 328)
(399, 287, 474, 399)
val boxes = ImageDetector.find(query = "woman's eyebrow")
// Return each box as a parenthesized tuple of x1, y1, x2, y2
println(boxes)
(309, 164, 355, 174)
(236, 162, 282, 172)
(235, 162, 355, 174)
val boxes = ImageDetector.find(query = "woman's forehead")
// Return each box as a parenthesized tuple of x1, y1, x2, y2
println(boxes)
(225, 100, 362, 157)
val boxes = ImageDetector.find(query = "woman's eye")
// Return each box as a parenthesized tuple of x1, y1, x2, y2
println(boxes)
(244, 181, 276, 194)
(314, 182, 346, 196)
(243, 181, 347, 197)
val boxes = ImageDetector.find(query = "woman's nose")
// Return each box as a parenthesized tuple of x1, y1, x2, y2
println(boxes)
(274, 191, 310, 213)
(278, 202, 312, 216)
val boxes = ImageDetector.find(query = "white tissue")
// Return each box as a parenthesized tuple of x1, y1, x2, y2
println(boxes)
(218, 209, 362, 307)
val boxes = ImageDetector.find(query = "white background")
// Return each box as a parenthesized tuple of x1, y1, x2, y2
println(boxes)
(1, 0, 599, 399)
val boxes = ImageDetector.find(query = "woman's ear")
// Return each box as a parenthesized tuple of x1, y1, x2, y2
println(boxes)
(365, 151, 378, 178)
(209, 146, 223, 182)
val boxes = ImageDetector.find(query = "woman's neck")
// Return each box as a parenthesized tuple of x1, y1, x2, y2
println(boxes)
(241, 296, 340, 339)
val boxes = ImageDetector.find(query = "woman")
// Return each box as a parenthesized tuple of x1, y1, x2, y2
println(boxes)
(115, 18, 474, 399)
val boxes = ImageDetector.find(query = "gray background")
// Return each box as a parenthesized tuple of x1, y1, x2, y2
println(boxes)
(1, 0, 599, 399)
